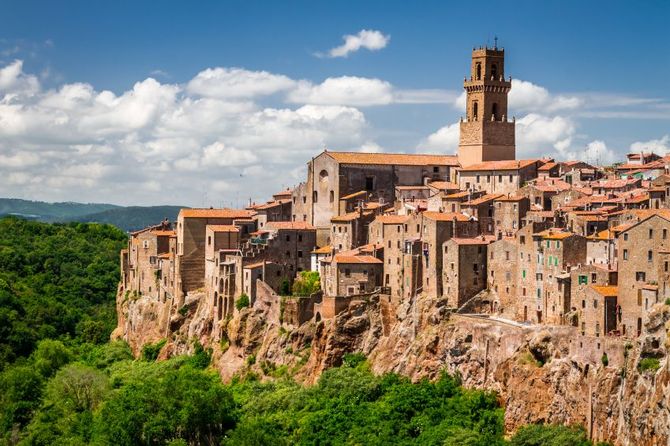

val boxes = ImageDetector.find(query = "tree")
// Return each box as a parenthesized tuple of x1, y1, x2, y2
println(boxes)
(292, 271, 321, 297)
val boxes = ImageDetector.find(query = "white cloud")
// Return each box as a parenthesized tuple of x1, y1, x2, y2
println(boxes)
(509, 80, 581, 113)
(0, 60, 368, 206)
(0, 60, 39, 96)
(287, 76, 393, 106)
(515, 113, 575, 157)
(359, 141, 384, 153)
(186, 67, 296, 99)
(630, 135, 670, 155)
(417, 122, 460, 153)
(322, 29, 390, 58)
(582, 140, 617, 165)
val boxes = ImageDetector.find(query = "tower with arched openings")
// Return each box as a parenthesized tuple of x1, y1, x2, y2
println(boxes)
(457, 44, 516, 167)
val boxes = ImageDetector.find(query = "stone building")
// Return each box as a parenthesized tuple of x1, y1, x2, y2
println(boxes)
(458, 159, 541, 195)
(124, 226, 175, 300)
(291, 150, 458, 244)
(457, 46, 515, 167)
(493, 195, 529, 236)
(330, 209, 375, 251)
(443, 237, 491, 308)
(487, 236, 518, 317)
(617, 214, 670, 337)
(320, 254, 383, 297)
(176, 208, 256, 300)
(534, 229, 587, 324)
(420, 212, 479, 300)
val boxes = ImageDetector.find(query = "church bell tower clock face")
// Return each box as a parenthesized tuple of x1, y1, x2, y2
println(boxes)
(457, 42, 516, 167)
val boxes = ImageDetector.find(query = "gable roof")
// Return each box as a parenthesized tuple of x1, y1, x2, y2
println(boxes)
(324, 151, 459, 167)
(459, 159, 539, 172)
(179, 208, 256, 219)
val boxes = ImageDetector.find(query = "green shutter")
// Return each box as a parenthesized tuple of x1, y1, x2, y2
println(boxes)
(554, 257, 558, 266)
(546, 240, 550, 248)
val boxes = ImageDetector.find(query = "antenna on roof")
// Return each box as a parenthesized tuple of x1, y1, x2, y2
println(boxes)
(494, 36, 498, 49)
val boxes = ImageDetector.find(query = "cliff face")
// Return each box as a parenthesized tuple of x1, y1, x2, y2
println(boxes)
(114, 286, 670, 446)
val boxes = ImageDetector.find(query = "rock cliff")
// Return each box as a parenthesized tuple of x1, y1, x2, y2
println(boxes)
(114, 286, 670, 446)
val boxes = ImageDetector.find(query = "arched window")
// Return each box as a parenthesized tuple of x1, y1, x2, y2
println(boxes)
(329, 190, 334, 203)
(473, 101, 478, 121)
(475, 63, 481, 80)
(492, 103, 498, 121)
(319, 169, 329, 181)
(491, 63, 498, 80)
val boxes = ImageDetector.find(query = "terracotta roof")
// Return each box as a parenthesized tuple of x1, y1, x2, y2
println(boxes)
(179, 208, 256, 219)
(311, 245, 333, 255)
(450, 236, 495, 245)
(459, 159, 538, 172)
(340, 190, 367, 200)
(206, 225, 239, 232)
(462, 193, 503, 206)
(396, 185, 429, 191)
(331, 210, 373, 222)
(244, 261, 273, 269)
(494, 194, 526, 202)
(536, 229, 574, 240)
(591, 179, 639, 189)
(254, 199, 290, 210)
(444, 191, 471, 199)
(265, 221, 315, 230)
(374, 215, 410, 224)
(538, 162, 558, 171)
(333, 254, 383, 264)
(150, 230, 176, 236)
(325, 151, 459, 166)
(427, 181, 460, 191)
(422, 211, 471, 222)
(591, 285, 618, 297)
(272, 189, 293, 197)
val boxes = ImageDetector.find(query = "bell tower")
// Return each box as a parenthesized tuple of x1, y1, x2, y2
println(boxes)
(457, 44, 515, 167)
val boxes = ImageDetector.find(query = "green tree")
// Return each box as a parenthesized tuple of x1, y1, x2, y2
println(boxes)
(291, 271, 321, 296)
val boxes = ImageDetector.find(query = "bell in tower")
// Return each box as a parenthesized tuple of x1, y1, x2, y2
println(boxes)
(457, 44, 516, 167)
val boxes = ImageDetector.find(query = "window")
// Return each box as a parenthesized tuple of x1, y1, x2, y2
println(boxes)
(487, 175, 491, 183)
(473, 101, 478, 120)
(666, 261, 669, 272)
(556, 241, 561, 248)
(520, 235, 526, 244)
(142, 240, 149, 249)
(492, 103, 498, 120)
(344, 268, 351, 277)
(298, 251, 303, 258)
(522, 269, 526, 278)
(207, 236, 211, 246)
(636, 272, 646, 281)
(473, 263, 478, 273)
(475, 62, 481, 80)
(509, 175, 513, 182)
(624, 233, 628, 241)
(365, 176, 374, 191)
(498, 175, 502, 183)
(298, 234, 303, 242)
(664, 229, 668, 239)
(522, 287, 526, 296)
(594, 299, 598, 309)
(649, 229, 654, 239)
(578, 275, 588, 285)
(491, 63, 498, 79)
(546, 240, 550, 248)
(648, 250, 653, 262)
(329, 191, 334, 203)
(286, 235, 290, 241)
(433, 166, 439, 173)
(313, 191, 318, 202)
(505, 251, 510, 261)
(623, 249, 628, 260)
(591, 273, 597, 283)
(476, 175, 480, 183)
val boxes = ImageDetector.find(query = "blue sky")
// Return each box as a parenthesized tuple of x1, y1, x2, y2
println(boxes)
(0, 0, 668, 206)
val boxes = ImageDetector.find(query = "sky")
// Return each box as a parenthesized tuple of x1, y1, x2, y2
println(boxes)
(0, 0, 668, 207)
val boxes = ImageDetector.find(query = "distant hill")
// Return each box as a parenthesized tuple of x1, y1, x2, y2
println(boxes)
(0, 198, 120, 222)
(0, 198, 185, 232)
(75, 206, 184, 232)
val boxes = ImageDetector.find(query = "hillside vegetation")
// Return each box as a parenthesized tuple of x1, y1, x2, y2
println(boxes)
(0, 217, 609, 445)
(0, 199, 183, 232)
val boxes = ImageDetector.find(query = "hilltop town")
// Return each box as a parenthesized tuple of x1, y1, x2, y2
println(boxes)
(116, 46, 670, 444)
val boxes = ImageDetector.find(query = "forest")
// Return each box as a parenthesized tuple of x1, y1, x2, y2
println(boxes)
(0, 217, 608, 445)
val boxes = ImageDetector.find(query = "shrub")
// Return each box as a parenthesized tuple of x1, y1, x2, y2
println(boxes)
(279, 279, 291, 296)
(178, 305, 189, 316)
(342, 352, 366, 368)
(292, 271, 321, 296)
(639, 357, 660, 373)
(665, 298, 670, 305)
(141, 339, 167, 361)
(601, 353, 609, 367)
(236, 294, 250, 310)
(246, 354, 256, 366)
